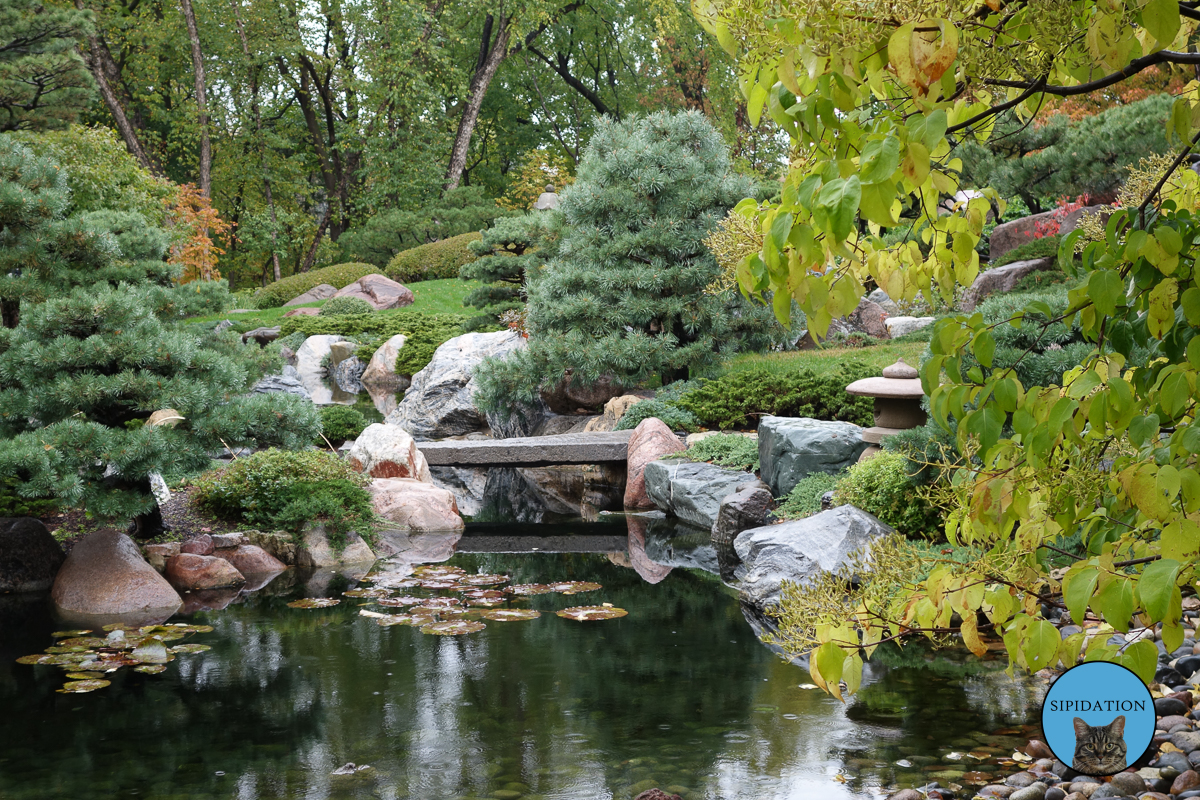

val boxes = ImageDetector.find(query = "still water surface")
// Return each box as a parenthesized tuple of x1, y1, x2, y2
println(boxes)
(0, 543, 1039, 799)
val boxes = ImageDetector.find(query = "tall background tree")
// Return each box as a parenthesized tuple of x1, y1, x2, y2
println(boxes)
(0, 0, 94, 131)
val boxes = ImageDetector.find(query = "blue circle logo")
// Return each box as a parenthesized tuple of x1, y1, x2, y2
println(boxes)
(1040, 661, 1155, 776)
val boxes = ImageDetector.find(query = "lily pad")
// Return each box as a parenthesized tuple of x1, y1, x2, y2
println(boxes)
(65, 672, 107, 681)
(375, 615, 418, 627)
(420, 620, 486, 636)
(41, 653, 91, 665)
(467, 598, 506, 608)
(507, 584, 553, 596)
(480, 609, 541, 622)
(556, 606, 628, 621)
(57, 637, 108, 648)
(51, 630, 93, 638)
(413, 565, 465, 578)
(413, 597, 461, 609)
(131, 641, 170, 664)
(15, 654, 52, 665)
(418, 579, 463, 590)
(101, 623, 137, 632)
(460, 574, 509, 586)
(57, 679, 110, 693)
(371, 577, 421, 589)
(464, 589, 506, 599)
(550, 581, 602, 595)
(375, 596, 426, 607)
(134, 664, 168, 674)
(170, 644, 211, 654)
(287, 598, 341, 609)
(343, 588, 391, 598)
(180, 625, 214, 634)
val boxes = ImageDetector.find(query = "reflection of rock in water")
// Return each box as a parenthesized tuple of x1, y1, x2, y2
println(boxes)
(714, 537, 741, 583)
(642, 517, 720, 574)
(468, 465, 626, 523)
(374, 530, 462, 576)
(364, 382, 400, 417)
(625, 513, 673, 584)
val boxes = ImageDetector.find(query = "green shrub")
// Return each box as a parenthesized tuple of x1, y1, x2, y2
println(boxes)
(883, 416, 960, 485)
(674, 433, 760, 472)
(833, 451, 941, 537)
(775, 471, 844, 519)
(675, 362, 875, 430)
(0, 476, 58, 517)
(254, 262, 381, 308)
(319, 296, 374, 316)
(279, 311, 468, 374)
(991, 233, 1061, 267)
(278, 331, 307, 351)
(613, 398, 701, 433)
(192, 449, 375, 544)
(319, 406, 368, 444)
(386, 232, 482, 283)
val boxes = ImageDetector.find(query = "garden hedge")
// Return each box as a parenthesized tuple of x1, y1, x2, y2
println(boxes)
(386, 232, 481, 283)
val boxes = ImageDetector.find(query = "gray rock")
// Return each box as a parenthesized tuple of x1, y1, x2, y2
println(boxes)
(847, 298, 890, 338)
(1173, 730, 1200, 753)
(884, 315, 936, 338)
(1107, 772, 1145, 796)
(643, 521, 720, 574)
(386, 331, 526, 440)
(429, 466, 490, 517)
(960, 257, 1056, 311)
(643, 460, 763, 530)
(251, 373, 311, 399)
(50, 528, 182, 625)
(0, 517, 65, 592)
(295, 334, 345, 404)
(214, 319, 234, 333)
(533, 414, 588, 437)
(332, 356, 364, 393)
(486, 399, 549, 439)
(284, 283, 337, 306)
(241, 326, 280, 346)
(758, 416, 868, 495)
(711, 485, 775, 545)
(360, 334, 410, 389)
(866, 288, 901, 315)
(733, 506, 893, 608)
(1009, 783, 1047, 800)
(296, 526, 376, 568)
(1156, 752, 1192, 773)
(1157, 696, 1190, 716)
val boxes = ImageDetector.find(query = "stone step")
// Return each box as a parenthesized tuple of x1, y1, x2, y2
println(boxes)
(417, 431, 633, 467)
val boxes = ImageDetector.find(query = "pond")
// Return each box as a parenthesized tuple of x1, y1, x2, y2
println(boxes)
(0, 525, 1042, 799)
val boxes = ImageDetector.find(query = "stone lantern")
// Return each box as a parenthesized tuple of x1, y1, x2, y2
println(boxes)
(845, 358, 927, 460)
(533, 184, 560, 211)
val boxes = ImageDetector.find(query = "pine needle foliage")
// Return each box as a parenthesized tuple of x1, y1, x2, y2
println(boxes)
(474, 111, 776, 411)
(461, 211, 562, 324)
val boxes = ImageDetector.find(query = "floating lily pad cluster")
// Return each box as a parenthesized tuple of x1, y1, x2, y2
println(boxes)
(288, 564, 627, 636)
(16, 623, 214, 693)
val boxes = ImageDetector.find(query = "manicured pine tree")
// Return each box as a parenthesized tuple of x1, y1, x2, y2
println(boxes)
(474, 110, 775, 410)
(461, 210, 562, 326)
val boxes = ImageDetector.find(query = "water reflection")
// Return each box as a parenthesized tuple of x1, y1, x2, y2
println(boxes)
(0, 548, 1037, 800)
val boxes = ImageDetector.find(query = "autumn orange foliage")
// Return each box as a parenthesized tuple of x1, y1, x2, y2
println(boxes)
(1038, 65, 1186, 123)
(169, 184, 232, 283)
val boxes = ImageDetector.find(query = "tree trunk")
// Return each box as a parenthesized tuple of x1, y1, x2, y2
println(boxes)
(179, 0, 211, 197)
(1, 299, 19, 330)
(73, 2, 159, 174)
(445, 14, 512, 192)
(301, 205, 332, 272)
(231, 0, 281, 281)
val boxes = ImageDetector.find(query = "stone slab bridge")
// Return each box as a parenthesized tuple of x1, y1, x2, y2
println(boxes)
(416, 431, 633, 468)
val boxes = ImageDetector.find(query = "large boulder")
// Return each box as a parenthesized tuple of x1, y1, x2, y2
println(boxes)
(758, 416, 868, 496)
(360, 334, 410, 388)
(884, 316, 935, 338)
(165, 553, 246, 591)
(251, 365, 311, 399)
(624, 417, 686, 509)
(51, 529, 182, 623)
(989, 205, 1107, 261)
(643, 460, 764, 529)
(385, 331, 527, 440)
(285, 283, 337, 306)
(711, 485, 775, 545)
(584, 394, 645, 432)
(295, 334, 345, 404)
(734, 505, 893, 608)
(241, 327, 280, 346)
(866, 288, 901, 315)
(0, 517, 65, 592)
(333, 274, 414, 310)
(214, 544, 286, 575)
(348, 423, 433, 481)
(847, 298, 890, 338)
(540, 372, 625, 414)
(369, 478, 465, 532)
(296, 526, 376, 568)
(332, 356, 365, 393)
(960, 257, 1056, 311)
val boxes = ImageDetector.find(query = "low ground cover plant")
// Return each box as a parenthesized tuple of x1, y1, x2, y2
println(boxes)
(674, 433, 759, 472)
(318, 406, 368, 445)
(319, 296, 374, 316)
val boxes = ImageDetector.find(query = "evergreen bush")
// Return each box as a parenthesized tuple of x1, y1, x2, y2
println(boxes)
(386, 232, 482, 283)
(462, 212, 562, 323)
(675, 434, 760, 471)
(674, 363, 876, 430)
(833, 451, 942, 538)
(318, 405, 368, 444)
(474, 111, 777, 412)
(254, 262, 381, 308)
(775, 471, 844, 519)
(319, 296, 374, 316)
(613, 399, 701, 433)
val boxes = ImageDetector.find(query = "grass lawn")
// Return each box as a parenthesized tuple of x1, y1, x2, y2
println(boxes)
(188, 279, 482, 331)
(712, 337, 930, 378)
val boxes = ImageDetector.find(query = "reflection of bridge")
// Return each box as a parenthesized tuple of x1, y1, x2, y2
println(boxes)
(417, 431, 632, 468)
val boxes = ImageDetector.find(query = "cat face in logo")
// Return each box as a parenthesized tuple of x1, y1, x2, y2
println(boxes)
(1071, 715, 1127, 775)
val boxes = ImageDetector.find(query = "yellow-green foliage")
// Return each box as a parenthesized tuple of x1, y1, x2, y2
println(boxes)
(254, 262, 381, 308)
(386, 232, 481, 283)
(833, 452, 942, 538)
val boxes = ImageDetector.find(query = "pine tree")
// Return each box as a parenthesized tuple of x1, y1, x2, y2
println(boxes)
(0, 136, 319, 532)
(461, 210, 562, 325)
(474, 111, 775, 410)
(0, 0, 95, 132)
